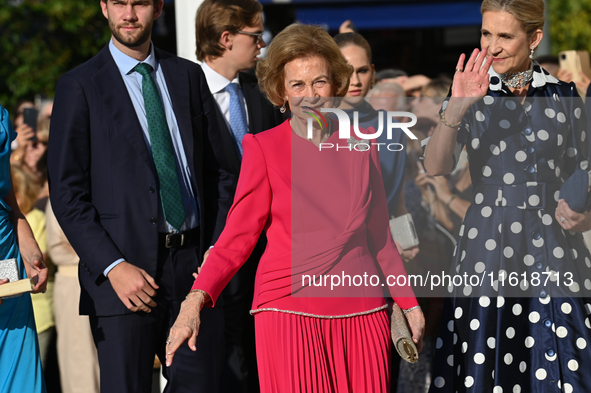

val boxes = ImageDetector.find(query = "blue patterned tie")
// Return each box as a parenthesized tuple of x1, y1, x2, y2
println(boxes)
(226, 82, 248, 158)
(134, 63, 186, 231)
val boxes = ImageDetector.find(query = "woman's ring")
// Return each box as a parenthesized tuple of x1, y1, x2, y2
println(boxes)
(166, 337, 171, 345)
(455, 68, 463, 73)
(560, 216, 566, 223)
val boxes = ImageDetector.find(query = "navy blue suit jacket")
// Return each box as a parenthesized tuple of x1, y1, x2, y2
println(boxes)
(48, 45, 233, 316)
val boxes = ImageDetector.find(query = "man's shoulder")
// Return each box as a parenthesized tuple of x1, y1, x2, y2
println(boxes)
(62, 45, 112, 80)
(155, 47, 202, 74)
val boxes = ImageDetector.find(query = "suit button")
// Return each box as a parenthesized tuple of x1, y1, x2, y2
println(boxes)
(526, 165, 536, 174)
(532, 231, 541, 240)
(149, 187, 156, 193)
(527, 146, 535, 154)
(543, 318, 552, 328)
(535, 261, 543, 269)
(524, 128, 533, 135)
(150, 217, 158, 225)
(546, 348, 555, 357)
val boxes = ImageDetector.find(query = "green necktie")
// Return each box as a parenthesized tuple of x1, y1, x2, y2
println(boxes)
(134, 63, 186, 231)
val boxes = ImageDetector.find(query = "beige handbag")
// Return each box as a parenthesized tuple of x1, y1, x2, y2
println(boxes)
(390, 302, 418, 363)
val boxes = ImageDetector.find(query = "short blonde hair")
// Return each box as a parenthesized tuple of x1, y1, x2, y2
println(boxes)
(481, 0, 545, 36)
(256, 24, 352, 107)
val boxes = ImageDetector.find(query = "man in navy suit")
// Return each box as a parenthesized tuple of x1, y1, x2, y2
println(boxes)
(196, 1, 284, 391)
(48, 1, 232, 392)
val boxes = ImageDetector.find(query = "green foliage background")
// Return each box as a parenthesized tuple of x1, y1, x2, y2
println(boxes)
(548, 0, 591, 54)
(0, 0, 110, 112)
(2, 0, 591, 114)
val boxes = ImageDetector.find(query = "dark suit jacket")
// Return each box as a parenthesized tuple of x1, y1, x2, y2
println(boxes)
(211, 71, 283, 277)
(48, 45, 233, 317)
(213, 71, 285, 191)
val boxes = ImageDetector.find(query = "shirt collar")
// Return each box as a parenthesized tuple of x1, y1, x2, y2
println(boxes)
(488, 59, 560, 92)
(109, 38, 158, 76)
(200, 62, 240, 94)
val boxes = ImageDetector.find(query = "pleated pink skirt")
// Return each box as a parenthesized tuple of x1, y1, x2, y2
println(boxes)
(254, 309, 391, 393)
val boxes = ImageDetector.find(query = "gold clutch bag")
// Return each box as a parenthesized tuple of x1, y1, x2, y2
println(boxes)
(390, 302, 418, 363)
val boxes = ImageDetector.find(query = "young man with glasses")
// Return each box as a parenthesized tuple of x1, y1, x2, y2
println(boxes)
(195, 1, 284, 392)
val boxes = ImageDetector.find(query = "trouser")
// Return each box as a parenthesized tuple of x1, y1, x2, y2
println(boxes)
(220, 251, 260, 393)
(89, 245, 224, 393)
(54, 270, 100, 393)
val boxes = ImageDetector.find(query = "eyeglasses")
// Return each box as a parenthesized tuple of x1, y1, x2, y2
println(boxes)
(235, 30, 264, 45)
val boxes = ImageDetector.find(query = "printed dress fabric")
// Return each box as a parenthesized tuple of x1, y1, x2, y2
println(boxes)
(193, 120, 417, 393)
(0, 106, 46, 393)
(429, 62, 591, 393)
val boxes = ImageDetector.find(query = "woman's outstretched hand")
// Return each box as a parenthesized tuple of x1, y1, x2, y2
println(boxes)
(451, 48, 494, 104)
(165, 291, 207, 367)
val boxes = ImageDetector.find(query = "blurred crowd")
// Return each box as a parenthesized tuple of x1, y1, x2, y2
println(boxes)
(8, 98, 100, 393)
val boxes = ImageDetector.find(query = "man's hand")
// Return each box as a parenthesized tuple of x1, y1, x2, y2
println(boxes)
(108, 261, 159, 312)
(202, 249, 211, 265)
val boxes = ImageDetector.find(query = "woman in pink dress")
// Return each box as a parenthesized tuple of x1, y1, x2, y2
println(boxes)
(166, 23, 425, 392)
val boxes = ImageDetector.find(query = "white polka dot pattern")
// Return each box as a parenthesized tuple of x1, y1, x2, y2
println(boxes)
(428, 67, 591, 393)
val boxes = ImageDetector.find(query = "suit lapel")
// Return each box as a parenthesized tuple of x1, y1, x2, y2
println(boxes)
(92, 47, 153, 169)
(214, 103, 241, 173)
(157, 50, 196, 178)
(240, 73, 262, 134)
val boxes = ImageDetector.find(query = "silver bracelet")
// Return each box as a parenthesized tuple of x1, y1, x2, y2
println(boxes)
(403, 305, 421, 315)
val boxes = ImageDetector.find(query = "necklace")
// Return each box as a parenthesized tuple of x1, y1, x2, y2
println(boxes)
(500, 63, 534, 88)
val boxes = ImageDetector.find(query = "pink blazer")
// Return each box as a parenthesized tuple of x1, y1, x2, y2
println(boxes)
(192, 120, 418, 316)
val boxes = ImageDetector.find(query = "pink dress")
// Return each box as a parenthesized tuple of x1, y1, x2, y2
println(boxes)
(193, 120, 417, 392)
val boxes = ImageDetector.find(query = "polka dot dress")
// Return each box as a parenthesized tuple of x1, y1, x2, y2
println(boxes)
(428, 62, 591, 392)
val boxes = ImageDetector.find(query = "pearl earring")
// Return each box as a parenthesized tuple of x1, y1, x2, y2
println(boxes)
(530, 47, 535, 59)
(280, 98, 287, 114)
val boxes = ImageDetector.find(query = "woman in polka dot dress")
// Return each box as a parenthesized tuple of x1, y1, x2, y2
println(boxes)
(424, 0, 591, 392)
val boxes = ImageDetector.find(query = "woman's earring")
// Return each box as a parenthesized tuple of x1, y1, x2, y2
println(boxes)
(280, 98, 287, 114)
(530, 47, 535, 59)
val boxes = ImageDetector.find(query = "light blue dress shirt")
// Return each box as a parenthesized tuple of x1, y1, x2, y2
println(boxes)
(104, 40, 199, 276)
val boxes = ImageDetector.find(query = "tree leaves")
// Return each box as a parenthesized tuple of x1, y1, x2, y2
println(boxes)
(548, 0, 591, 55)
(0, 0, 110, 111)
